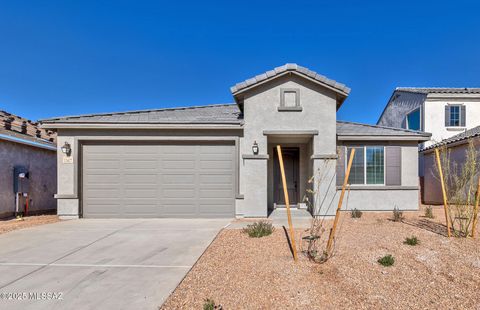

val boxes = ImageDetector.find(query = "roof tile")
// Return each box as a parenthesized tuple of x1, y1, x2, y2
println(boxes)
(231, 63, 350, 95)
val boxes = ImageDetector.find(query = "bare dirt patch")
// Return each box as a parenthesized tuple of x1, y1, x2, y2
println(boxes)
(0, 215, 59, 235)
(161, 207, 480, 309)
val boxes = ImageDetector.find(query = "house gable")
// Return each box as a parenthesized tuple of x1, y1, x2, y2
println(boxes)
(231, 63, 350, 111)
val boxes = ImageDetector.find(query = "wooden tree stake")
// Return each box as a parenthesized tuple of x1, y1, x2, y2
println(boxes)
(472, 176, 480, 238)
(435, 148, 452, 238)
(276, 145, 298, 262)
(326, 148, 355, 255)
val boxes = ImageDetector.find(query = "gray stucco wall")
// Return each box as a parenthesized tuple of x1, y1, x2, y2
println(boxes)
(316, 141, 421, 215)
(0, 140, 57, 217)
(238, 74, 338, 217)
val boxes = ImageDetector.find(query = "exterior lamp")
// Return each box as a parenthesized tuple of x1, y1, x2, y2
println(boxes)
(252, 141, 259, 155)
(61, 142, 72, 156)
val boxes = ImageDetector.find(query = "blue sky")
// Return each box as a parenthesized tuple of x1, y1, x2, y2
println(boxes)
(1, 0, 479, 124)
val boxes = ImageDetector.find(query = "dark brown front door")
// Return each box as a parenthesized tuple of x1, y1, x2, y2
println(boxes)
(274, 147, 299, 205)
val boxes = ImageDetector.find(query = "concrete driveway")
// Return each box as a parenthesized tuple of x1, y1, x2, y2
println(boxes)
(0, 219, 231, 310)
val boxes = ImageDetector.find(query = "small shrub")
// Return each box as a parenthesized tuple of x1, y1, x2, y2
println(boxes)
(404, 236, 419, 246)
(351, 208, 363, 218)
(424, 206, 434, 219)
(377, 254, 395, 267)
(392, 207, 404, 222)
(203, 298, 222, 310)
(242, 221, 274, 238)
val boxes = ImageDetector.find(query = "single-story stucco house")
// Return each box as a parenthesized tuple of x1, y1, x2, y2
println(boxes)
(41, 64, 430, 219)
(421, 125, 480, 205)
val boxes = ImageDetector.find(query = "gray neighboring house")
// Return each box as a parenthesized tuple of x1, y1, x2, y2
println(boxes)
(0, 111, 57, 218)
(41, 64, 430, 219)
(421, 125, 480, 205)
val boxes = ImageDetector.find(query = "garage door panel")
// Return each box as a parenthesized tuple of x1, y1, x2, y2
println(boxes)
(162, 160, 195, 169)
(84, 189, 121, 198)
(124, 174, 157, 184)
(162, 174, 195, 185)
(163, 204, 196, 214)
(199, 174, 233, 184)
(163, 189, 195, 198)
(124, 160, 157, 169)
(86, 161, 121, 169)
(82, 143, 235, 218)
(199, 189, 233, 198)
(199, 160, 233, 170)
(124, 189, 157, 198)
(162, 145, 195, 154)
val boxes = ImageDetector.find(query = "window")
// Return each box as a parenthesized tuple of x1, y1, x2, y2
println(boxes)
(347, 147, 364, 184)
(449, 105, 460, 127)
(346, 146, 385, 185)
(279, 88, 302, 111)
(366, 147, 384, 184)
(406, 108, 421, 130)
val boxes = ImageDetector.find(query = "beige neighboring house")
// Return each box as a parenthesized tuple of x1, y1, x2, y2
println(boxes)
(0, 110, 57, 218)
(41, 64, 430, 219)
(421, 125, 480, 205)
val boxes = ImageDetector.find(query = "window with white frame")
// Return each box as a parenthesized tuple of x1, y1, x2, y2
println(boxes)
(346, 146, 385, 185)
(449, 105, 460, 127)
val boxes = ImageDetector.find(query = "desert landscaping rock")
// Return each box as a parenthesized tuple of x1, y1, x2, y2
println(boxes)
(0, 215, 59, 235)
(161, 207, 479, 309)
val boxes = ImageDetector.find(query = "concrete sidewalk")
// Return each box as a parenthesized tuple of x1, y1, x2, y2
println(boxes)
(0, 218, 230, 310)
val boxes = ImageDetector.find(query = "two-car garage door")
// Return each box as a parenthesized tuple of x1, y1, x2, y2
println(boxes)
(82, 142, 235, 218)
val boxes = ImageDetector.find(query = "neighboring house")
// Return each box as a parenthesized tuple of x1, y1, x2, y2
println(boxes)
(0, 110, 57, 218)
(421, 125, 480, 204)
(40, 64, 430, 219)
(377, 87, 480, 148)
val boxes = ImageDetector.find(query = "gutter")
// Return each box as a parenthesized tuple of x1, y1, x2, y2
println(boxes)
(0, 133, 57, 151)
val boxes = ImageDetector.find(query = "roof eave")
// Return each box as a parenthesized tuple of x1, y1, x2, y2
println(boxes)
(0, 133, 57, 151)
(337, 135, 431, 142)
(231, 70, 349, 109)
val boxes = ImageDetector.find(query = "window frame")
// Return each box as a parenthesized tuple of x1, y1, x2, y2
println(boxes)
(406, 107, 421, 131)
(345, 146, 385, 186)
(278, 88, 302, 111)
(448, 104, 462, 127)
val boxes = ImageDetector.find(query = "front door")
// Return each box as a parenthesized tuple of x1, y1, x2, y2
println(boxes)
(273, 147, 299, 206)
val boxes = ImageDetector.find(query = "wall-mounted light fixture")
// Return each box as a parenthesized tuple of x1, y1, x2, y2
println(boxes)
(252, 141, 259, 155)
(61, 141, 72, 156)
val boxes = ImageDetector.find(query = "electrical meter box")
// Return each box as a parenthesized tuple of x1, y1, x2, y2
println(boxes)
(13, 166, 29, 193)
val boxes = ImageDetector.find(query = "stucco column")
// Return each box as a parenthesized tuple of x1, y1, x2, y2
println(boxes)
(311, 135, 338, 216)
(55, 135, 79, 219)
(239, 134, 268, 217)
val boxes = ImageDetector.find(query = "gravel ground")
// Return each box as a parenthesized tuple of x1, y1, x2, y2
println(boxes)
(161, 207, 480, 309)
(0, 215, 59, 235)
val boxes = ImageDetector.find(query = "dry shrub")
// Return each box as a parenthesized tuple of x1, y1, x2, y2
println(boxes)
(433, 140, 479, 237)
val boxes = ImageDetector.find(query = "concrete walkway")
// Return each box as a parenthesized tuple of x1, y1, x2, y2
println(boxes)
(0, 218, 230, 310)
(227, 208, 314, 229)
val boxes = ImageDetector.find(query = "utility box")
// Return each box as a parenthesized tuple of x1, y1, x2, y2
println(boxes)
(13, 166, 29, 193)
